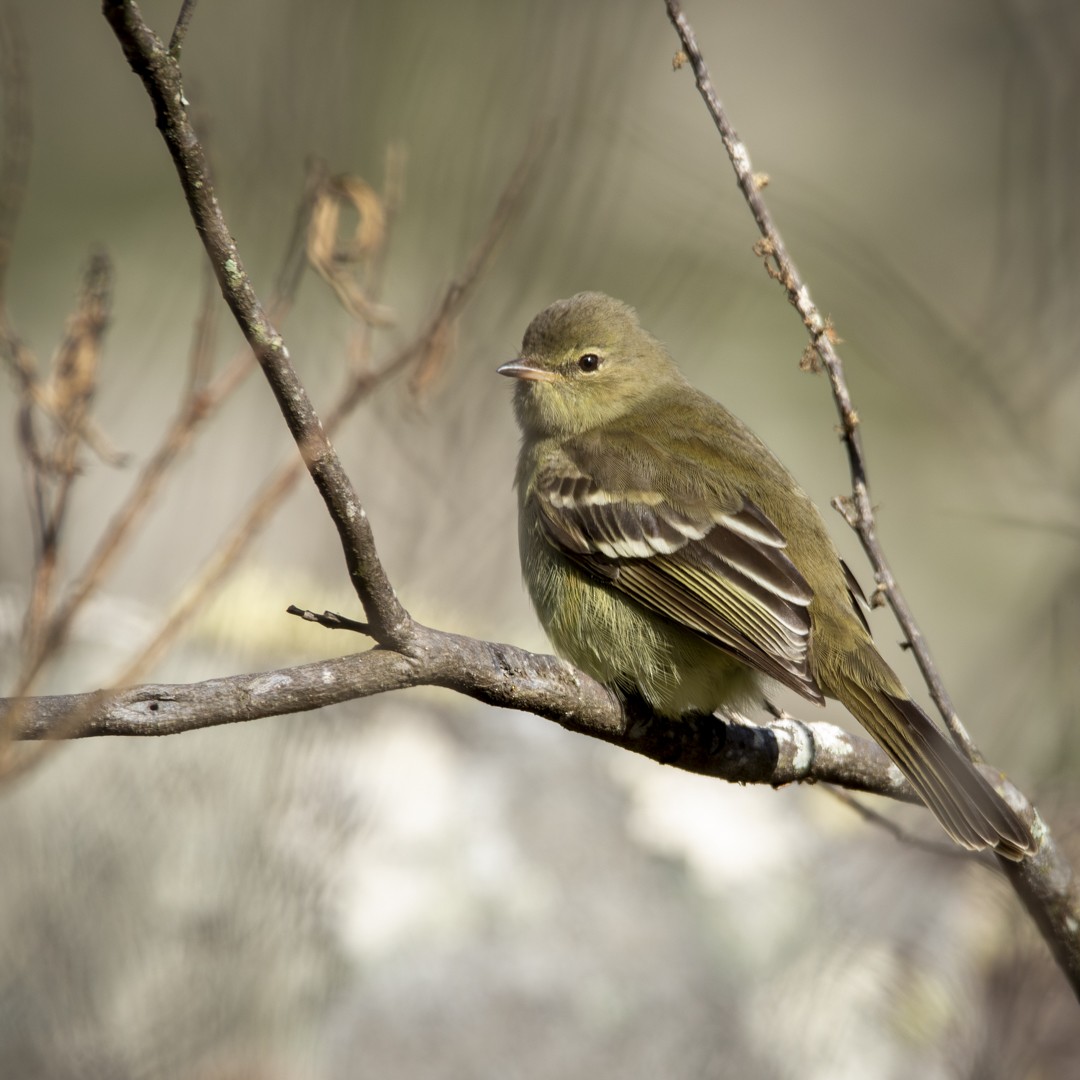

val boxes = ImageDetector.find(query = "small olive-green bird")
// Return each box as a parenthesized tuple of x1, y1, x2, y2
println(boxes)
(499, 291, 1031, 859)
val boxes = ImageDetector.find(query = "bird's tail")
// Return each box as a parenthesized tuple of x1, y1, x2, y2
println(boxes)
(835, 658, 1032, 860)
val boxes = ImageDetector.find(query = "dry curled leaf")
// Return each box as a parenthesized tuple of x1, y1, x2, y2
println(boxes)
(30, 251, 127, 468)
(307, 174, 395, 326)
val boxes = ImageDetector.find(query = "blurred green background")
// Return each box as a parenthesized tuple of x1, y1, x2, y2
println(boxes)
(1, 0, 1078, 1076)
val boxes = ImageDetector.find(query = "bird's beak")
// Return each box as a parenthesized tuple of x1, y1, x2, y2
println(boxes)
(497, 358, 557, 383)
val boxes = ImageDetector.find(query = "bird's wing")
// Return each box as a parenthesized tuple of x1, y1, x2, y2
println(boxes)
(533, 461, 823, 703)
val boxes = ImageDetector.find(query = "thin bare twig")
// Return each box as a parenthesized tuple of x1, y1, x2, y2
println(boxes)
(663, 0, 1078, 1001)
(168, 0, 197, 60)
(287, 605, 370, 636)
(665, 0, 976, 758)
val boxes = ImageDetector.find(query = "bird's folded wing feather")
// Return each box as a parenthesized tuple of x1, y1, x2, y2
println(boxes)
(534, 463, 823, 703)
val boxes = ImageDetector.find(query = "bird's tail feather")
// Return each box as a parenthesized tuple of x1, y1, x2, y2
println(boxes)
(838, 671, 1031, 860)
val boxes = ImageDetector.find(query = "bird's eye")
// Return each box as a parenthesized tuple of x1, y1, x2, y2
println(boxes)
(577, 353, 602, 373)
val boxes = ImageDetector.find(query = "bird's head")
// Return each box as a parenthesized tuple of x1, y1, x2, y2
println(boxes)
(498, 292, 682, 438)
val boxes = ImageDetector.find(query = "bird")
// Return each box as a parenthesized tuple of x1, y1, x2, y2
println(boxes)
(498, 291, 1032, 860)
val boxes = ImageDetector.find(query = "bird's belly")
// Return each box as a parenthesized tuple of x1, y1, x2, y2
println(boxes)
(523, 535, 759, 719)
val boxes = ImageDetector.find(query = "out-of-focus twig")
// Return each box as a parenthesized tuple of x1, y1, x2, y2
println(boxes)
(115, 138, 543, 685)
(19, 253, 114, 674)
(183, 256, 219, 398)
(113, 153, 403, 685)
(9, 160, 325, 701)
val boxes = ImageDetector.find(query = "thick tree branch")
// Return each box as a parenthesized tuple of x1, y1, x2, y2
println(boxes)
(3, 627, 927, 802)
(664, 0, 1078, 1001)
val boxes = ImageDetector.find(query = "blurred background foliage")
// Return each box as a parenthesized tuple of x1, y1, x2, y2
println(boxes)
(0, 0, 1078, 1076)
